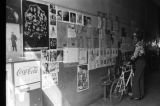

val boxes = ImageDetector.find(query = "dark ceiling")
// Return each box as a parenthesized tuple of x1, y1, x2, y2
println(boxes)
(152, 0, 160, 7)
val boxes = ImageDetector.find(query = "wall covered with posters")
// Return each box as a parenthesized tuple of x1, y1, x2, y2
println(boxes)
(6, 0, 158, 106)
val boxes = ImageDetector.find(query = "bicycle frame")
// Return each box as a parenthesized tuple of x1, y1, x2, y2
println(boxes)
(115, 65, 134, 93)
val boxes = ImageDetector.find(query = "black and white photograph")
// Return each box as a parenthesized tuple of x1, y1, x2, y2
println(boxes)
(50, 50, 57, 62)
(56, 49, 63, 62)
(77, 13, 83, 25)
(57, 9, 62, 21)
(63, 10, 69, 22)
(70, 12, 76, 23)
(5, 0, 160, 106)
(77, 64, 89, 92)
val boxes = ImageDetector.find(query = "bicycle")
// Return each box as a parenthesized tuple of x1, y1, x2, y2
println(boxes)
(109, 63, 134, 104)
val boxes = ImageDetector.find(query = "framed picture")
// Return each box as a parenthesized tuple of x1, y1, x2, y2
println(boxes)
(23, 0, 49, 51)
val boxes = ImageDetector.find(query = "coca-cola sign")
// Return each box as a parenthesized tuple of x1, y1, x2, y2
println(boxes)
(14, 61, 40, 87)
(17, 66, 38, 76)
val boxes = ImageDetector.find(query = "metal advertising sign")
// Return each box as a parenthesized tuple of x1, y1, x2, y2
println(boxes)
(14, 61, 40, 87)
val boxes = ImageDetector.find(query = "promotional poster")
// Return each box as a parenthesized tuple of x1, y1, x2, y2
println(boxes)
(77, 64, 89, 92)
(23, 0, 49, 51)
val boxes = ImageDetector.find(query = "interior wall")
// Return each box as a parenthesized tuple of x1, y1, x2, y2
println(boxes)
(37, 0, 159, 106)
(7, 0, 160, 106)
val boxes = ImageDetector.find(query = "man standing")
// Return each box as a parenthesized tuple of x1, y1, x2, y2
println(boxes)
(11, 32, 17, 51)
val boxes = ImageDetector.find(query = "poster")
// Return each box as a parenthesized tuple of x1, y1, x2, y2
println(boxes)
(50, 72, 58, 85)
(63, 10, 69, 22)
(49, 4, 57, 38)
(95, 48, 100, 68)
(49, 38, 57, 49)
(88, 49, 96, 70)
(77, 64, 89, 92)
(68, 24, 76, 38)
(57, 8, 62, 21)
(76, 13, 83, 25)
(41, 62, 59, 89)
(49, 50, 57, 62)
(70, 12, 76, 23)
(63, 48, 78, 63)
(49, 25, 57, 38)
(49, 62, 59, 73)
(23, 0, 49, 51)
(41, 49, 50, 62)
(56, 49, 63, 62)
(42, 74, 54, 89)
(83, 15, 92, 27)
(49, 4, 56, 25)
(6, 23, 23, 59)
(79, 48, 88, 64)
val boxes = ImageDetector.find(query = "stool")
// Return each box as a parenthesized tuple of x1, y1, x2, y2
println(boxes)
(101, 80, 112, 100)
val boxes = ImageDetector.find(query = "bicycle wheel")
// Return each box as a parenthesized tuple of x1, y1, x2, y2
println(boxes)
(110, 79, 124, 104)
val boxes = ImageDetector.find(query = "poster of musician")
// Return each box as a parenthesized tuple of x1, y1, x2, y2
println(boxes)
(23, 0, 49, 51)
(77, 64, 89, 92)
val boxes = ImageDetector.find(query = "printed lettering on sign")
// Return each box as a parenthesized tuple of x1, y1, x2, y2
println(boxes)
(14, 61, 40, 87)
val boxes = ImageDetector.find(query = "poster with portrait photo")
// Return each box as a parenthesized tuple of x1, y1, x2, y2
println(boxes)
(23, 0, 49, 51)
(84, 15, 92, 27)
(77, 64, 89, 92)
(6, 23, 23, 59)
(70, 12, 76, 23)
(63, 10, 69, 22)
(49, 50, 57, 62)
(49, 4, 56, 14)
(76, 13, 83, 25)
(49, 38, 57, 49)
(49, 25, 57, 38)
(49, 13, 56, 25)
(57, 9, 62, 21)
(41, 49, 50, 63)
(56, 49, 63, 62)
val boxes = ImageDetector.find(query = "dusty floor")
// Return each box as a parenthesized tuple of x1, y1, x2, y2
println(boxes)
(88, 68, 160, 106)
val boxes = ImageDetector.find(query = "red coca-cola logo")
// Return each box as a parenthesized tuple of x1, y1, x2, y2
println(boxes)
(17, 66, 38, 77)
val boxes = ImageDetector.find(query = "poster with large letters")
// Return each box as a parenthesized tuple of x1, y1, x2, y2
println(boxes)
(23, 0, 49, 51)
